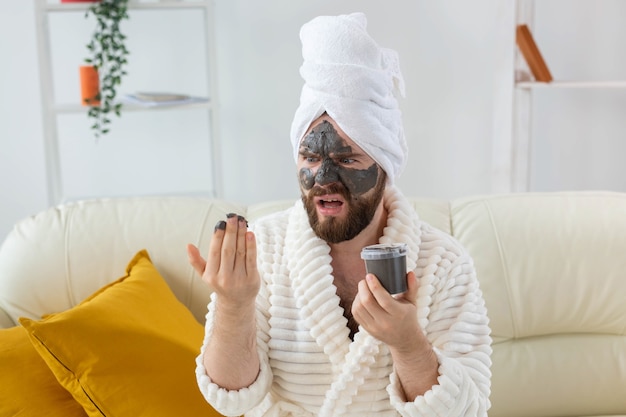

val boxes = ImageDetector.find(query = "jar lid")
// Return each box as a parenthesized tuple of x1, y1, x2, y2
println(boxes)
(360, 243, 407, 260)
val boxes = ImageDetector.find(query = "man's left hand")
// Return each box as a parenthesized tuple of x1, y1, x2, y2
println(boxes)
(352, 271, 421, 350)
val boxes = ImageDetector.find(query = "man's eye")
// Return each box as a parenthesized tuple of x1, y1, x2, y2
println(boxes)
(306, 157, 319, 163)
(340, 158, 355, 164)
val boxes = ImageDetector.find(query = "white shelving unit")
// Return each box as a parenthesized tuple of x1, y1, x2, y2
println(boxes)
(512, 0, 545, 192)
(34, 0, 221, 205)
(512, 0, 626, 192)
(517, 80, 626, 89)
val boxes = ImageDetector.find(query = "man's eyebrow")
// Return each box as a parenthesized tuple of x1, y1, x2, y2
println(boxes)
(298, 147, 316, 155)
(330, 148, 361, 157)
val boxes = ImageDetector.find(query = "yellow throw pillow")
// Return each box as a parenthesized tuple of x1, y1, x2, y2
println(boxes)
(19, 250, 224, 417)
(0, 325, 88, 416)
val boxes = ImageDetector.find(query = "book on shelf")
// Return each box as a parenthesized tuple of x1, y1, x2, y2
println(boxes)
(516, 24, 553, 83)
(122, 92, 209, 107)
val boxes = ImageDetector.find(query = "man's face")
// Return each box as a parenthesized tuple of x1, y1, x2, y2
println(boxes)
(297, 116, 386, 243)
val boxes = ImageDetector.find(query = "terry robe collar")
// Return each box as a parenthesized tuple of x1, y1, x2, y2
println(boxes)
(274, 186, 424, 416)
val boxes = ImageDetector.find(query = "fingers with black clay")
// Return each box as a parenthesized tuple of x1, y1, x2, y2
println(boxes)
(214, 220, 226, 232)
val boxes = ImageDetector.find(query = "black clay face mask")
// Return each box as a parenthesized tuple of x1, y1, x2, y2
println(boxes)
(298, 120, 386, 243)
(298, 120, 379, 196)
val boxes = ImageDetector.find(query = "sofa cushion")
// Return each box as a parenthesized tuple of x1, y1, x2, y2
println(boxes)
(450, 191, 626, 417)
(0, 198, 250, 325)
(19, 250, 224, 417)
(0, 325, 87, 416)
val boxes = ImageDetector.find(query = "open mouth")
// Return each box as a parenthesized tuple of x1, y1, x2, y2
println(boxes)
(315, 195, 345, 215)
(319, 198, 343, 208)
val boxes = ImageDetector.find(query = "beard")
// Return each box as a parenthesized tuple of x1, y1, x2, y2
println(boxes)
(301, 179, 386, 244)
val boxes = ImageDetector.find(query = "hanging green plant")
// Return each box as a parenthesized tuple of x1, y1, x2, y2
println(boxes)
(84, 0, 130, 138)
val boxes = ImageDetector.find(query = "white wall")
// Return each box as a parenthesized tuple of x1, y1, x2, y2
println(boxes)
(3, 0, 624, 243)
(1, 2, 48, 242)
(529, 0, 626, 192)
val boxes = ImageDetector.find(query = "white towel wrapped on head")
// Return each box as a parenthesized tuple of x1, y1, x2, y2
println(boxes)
(290, 12, 408, 183)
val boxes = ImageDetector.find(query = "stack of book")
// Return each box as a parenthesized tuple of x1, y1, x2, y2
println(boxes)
(122, 92, 209, 107)
(516, 24, 553, 83)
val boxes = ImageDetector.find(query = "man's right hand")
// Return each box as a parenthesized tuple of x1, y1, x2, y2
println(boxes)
(187, 213, 260, 306)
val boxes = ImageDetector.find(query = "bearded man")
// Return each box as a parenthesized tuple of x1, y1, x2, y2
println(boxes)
(188, 12, 492, 417)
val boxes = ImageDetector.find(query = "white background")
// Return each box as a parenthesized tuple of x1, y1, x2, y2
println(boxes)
(1, 0, 625, 242)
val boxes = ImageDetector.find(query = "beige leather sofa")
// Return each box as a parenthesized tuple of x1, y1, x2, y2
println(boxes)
(1, 191, 625, 416)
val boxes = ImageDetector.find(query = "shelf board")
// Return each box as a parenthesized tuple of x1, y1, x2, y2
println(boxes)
(54, 100, 211, 114)
(46, 1, 210, 12)
(516, 80, 626, 89)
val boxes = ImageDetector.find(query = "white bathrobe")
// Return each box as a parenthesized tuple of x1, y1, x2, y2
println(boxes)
(196, 187, 492, 417)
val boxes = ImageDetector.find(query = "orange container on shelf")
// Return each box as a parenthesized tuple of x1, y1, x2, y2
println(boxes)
(79, 65, 100, 106)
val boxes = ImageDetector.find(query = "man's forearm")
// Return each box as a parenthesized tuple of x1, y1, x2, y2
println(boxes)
(203, 301, 260, 390)
(390, 341, 439, 401)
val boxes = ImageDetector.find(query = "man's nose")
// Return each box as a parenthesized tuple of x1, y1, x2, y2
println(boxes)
(315, 159, 339, 185)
